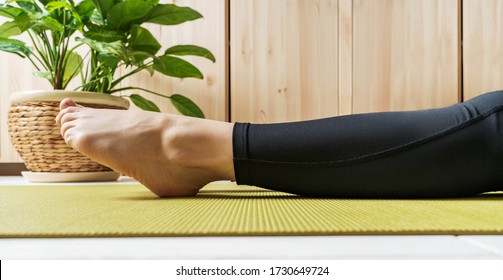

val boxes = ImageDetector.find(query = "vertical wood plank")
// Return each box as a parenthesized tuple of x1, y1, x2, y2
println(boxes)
(231, 0, 339, 123)
(463, 0, 503, 100)
(338, 0, 353, 115)
(119, 0, 228, 121)
(352, 0, 460, 113)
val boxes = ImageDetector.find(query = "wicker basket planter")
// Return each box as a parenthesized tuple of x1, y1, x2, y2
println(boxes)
(8, 90, 130, 182)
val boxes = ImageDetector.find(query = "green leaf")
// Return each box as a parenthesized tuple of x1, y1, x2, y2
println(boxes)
(84, 28, 126, 43)
(126, 50, 156, 66)
(38, 0, 53, 6)
(75, 0, 97, 28)
(129, 25, 160, 55)
(45, 1, 83, 30)
(39, 16, 64, 32)
(13, 12, 38, 32)
(89, 9, 104, 25)
(0, 5, 24, 19)
(153, 55, 203, 79)
(97, 53, 121, 68)
(16, 1, 42, 13)
(13, 11, 62, 33)
(98, 72, 114, 92)
(170, 94, 204, 118)
(33, 70, 52, 80)
(107, 1, 153, 30)
(0, 21, 21, 37)
(144, 4, 202, 25)
(91, 0, 114, 19)
(45, 1, 73, 12)
(76, 0, 95, 19)
(129, 94, 160, 112)
(77, 37, 126, 60)
(0, 37, 31, 57)
(144, 0, 160, 6)
(164, 45, 215, 62)
(63, 51, 83, 86)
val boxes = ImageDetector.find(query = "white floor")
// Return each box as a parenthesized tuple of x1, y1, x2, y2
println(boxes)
(1, 176, 502, 260)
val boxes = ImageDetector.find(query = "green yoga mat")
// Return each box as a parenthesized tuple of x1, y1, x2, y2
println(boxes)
(1, 183, 502, 237)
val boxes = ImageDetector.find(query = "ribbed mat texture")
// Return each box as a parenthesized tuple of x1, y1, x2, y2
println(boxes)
(1, 183, 503, 237)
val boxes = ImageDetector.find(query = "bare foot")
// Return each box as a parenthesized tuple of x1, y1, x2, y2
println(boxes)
(55, 98, 235, 197)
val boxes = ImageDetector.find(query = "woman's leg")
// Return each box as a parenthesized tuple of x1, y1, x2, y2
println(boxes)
(56, 91, 503, 198)
(234, 90, 503, 198)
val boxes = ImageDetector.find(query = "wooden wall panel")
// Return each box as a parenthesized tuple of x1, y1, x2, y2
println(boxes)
(231, 0, 340, 123)
(1, 0, 490, 164)
(463, 0, 503, 100)
(352, 0, 460, 113)
(119, 0, 228, 121)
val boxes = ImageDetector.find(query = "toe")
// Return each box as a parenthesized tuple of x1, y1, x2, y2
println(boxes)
(59, 98, 78, 111)
(56, 99, 82, 125)
(60, 121, 76, 144)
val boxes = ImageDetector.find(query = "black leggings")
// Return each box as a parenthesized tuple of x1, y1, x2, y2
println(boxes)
(232, 90, 503, 198)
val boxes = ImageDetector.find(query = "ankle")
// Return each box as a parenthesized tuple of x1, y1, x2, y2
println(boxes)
(161, 116, 236, 181)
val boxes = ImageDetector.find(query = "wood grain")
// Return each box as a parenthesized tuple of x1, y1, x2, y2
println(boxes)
(352, 0, 461, 113)
(338, 0, 353, 116)
(231, 0, 339, 123)
(463, 0, 503, 100)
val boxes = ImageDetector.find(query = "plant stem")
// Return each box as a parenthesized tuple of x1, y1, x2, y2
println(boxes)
(41, 31, 55, 67)
(27, 31, 51, 72)
(108, 86, 172, 99)
(77, 50, 91, 89)
(39, 30, 58, 86)
(54, 12, 68, 89)
(61, 30, 74, 89)
(110, 63, 152, 89)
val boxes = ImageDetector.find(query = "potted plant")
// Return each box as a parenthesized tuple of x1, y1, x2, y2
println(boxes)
(0, 0, 215, 182)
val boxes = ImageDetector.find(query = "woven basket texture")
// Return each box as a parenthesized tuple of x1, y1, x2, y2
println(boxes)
(8, 101, 125, 172)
